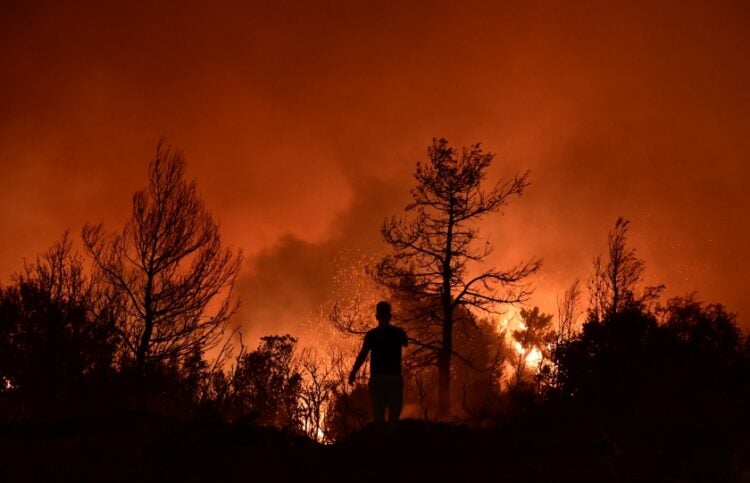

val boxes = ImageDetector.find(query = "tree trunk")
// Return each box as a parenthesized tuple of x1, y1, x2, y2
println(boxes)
(136, 275, 154, 376)
(136, 318, 152, 375)
(438, 202, 455, 418)
(437, 345, 451, 417)
(438, 296, 453, 417)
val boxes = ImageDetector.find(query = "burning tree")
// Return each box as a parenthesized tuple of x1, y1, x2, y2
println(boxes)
(297, 346, 352, 442)
(511, 307, 554, 387)
(375, 138, 541, 417)
(82, 143, 243, 375)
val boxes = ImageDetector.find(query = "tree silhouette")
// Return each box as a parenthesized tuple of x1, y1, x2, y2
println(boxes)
(82, 143, 243, 375)
(556, 279, 581, 343)
(555, 218, 663, 398)
(660, 295, 744, 373)
(375, 138, 540, 416)
(229, 335, 302, 429)
(589, 217, 663, 320)
(0, 233, 117, 418)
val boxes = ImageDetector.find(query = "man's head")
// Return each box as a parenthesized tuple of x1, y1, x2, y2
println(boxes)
(375, 301, 392, 326)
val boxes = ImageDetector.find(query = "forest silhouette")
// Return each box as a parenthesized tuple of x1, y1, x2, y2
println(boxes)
(0, 140, 748, 482)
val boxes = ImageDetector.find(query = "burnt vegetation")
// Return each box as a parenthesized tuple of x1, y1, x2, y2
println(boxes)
(0, 140, 748, 482)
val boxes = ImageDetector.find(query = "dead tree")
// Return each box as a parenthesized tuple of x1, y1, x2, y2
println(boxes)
(83, 143, 242, 375)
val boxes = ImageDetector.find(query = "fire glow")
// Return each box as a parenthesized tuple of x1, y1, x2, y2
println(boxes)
(514, 341, 544, 369)
(497, 307, 546, 372)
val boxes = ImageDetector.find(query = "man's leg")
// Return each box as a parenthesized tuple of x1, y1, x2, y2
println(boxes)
(369, 377, 386, 428)
(386, 375, 403, 429)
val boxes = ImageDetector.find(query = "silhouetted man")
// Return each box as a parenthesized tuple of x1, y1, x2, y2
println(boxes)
(349, 301, 408, 429)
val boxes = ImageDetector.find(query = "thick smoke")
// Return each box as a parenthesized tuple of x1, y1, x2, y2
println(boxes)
(0, 1, 748, 337)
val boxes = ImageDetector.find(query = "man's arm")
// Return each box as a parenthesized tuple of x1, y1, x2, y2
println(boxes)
(348, 341, 370, 385)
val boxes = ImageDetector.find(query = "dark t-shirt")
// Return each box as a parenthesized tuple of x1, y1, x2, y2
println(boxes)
(364, 324, 408, 375)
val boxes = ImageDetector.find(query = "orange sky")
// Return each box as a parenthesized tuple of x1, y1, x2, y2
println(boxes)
(1, 0, 749, 343)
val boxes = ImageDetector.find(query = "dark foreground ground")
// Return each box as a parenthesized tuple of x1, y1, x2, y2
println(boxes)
(1, 414, 748, 483)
